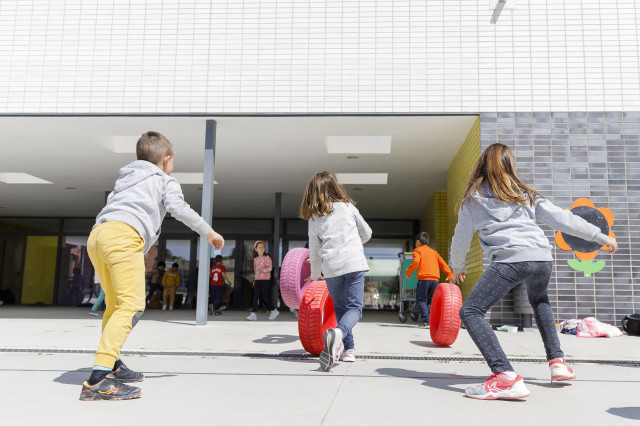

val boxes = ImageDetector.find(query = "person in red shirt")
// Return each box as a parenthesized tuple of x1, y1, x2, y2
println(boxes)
(406, 232, 453, 328)
(209, 255, 231, 316)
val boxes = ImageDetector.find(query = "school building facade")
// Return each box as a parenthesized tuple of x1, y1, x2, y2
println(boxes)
(0, 1, 639, 326)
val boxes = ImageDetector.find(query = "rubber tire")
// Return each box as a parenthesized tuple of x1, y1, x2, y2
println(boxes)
(298, 281, 337, 356)
(399, 313, 407, 323)
(410, 312, 419, 322)
(429, 283, 463, 346)
(280, 248, 312, 310)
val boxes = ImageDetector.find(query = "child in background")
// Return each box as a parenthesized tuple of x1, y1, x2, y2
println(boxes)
(209, 255, 232, 316)
(162, 262, 180, 310)
(300, 171, 372, 371)
(145, 261, 166, 305)
(450, 143, 618, 400)
(406, 231, 453, 328)
(247, 241, 279, 320)
(80, 131, 224, 401)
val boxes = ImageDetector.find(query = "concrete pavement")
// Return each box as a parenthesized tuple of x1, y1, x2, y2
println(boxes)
(0, 306, 638, 425)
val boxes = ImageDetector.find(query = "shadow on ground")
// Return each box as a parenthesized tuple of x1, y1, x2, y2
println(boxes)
(253, 334, 299, 344)
(607, 407, 640, 420)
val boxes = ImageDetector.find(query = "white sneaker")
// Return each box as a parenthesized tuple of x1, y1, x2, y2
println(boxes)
(340, 349, 356, 362)
(220, 305, 227, 311)
(169, 305, 173, 310)
(465, 373, 530, 400)
(246, 312, 257, 321)
(268, 309, 280, 320)
(290, 308, 298, 319)
(319, 328, 344, 371)
(162, 305, 167, 311)
(549, 358, 576, 383)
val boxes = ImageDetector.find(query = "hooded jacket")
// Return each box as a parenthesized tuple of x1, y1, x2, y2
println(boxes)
(449, 185, 609, 274)
(95, 160, 211, 254)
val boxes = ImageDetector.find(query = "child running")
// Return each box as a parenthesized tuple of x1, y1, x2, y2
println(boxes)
(300, 171, 372, 371)
(449, 143, 617, 400)
(80, 131, 224, 401)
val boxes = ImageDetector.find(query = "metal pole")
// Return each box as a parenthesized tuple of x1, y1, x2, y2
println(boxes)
(196, 120, 216, 326)
(272, 192, 282, 309)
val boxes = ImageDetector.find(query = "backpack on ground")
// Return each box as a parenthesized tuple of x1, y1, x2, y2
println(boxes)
(622, 314, 640, 336)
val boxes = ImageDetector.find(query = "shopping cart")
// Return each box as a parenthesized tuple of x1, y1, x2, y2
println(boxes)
(398, 252, 420, 323)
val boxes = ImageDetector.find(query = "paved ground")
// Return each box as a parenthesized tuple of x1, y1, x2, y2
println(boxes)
(1, 306, 639, 425)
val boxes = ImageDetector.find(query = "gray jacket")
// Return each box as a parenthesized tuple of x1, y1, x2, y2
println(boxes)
(95, 160, 211, 254)
(308, 202, 372, 280)
(449, 186, 609, 274)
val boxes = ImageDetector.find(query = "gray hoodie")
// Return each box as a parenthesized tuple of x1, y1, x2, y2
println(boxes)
(95, 160, 211, 254)
(449, 186, 609, 274)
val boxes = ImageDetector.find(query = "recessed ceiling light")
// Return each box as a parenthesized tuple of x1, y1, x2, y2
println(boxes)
(96, 135, 141, 153)
(171, 173, 218, 185)
(335, 173, 388, 185)
(346, 156, 359, 159)
(0, 173, 52, 184)
(325, 136, 392, 154)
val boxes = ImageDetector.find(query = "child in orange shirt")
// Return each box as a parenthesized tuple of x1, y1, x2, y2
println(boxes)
(405, 232, 453, 328)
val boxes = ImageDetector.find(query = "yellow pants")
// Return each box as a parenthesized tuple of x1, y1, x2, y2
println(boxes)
(87, 221, 145, 368)
(163, 287, 177, 306)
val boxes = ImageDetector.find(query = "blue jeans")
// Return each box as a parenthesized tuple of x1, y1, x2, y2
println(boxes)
(324, 271, 365, 351)
(209, 285, 224, 310)
(416, 280, 438, 323)
(460, 261, 563, 373)
(91, 289, 105, 312)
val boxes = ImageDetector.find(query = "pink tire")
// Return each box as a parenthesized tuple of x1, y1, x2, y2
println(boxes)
(280, 248, 312, 309)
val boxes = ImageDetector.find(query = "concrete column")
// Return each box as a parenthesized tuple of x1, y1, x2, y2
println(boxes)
(272, 192, 282, 308)
(196, 120, 216, 326)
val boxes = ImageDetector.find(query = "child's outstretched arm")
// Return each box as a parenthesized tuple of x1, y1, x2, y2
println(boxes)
(449, 204, 474, 282)
(436, 252, 454, 281)
(405, 249, 421, 278)
(308, 232, 323, 280)
(164, 179, 224, 249)
(351, 205, 372, 244)
(535, 199, 617, 252)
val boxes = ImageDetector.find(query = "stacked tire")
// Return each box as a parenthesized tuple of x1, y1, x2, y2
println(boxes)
(429, 283, 463, 346)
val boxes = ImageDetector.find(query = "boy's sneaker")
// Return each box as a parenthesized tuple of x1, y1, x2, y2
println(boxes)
(208, 304, 214, 315)
(88, 310, 101, 317)
(246, 312, 257, 321)
(79, 377, 142, 401)
(162, 305, 167, 311)
(340, 349, 356, 362)
(268, 309, 280, 320)
(214, 310, 222, 316)
(549, 358, 576, 383)
(465, 373, 530, 400)
(219, 305, 227, 311)
(112, 364, 145, 383)
(319, 328, 344, 372)
(419, 322, 429, 329)
(169, 306, 173, 310)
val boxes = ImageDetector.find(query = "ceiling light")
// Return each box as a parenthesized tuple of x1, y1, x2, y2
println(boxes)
(96, 135, 141, 153)
(0, 173, 52, 184)
(171, 173, 219, 185)
(325, 136, 392, 154)
(335, 173, 388, 185)
(346, 156, 359, 159)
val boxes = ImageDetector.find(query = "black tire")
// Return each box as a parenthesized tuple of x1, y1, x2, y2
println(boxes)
(410, 312, 419, 322)
(399, 313, 407, 323)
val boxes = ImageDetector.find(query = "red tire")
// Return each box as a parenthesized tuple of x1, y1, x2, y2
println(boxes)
(298, 281, 337, 355)
(430, 283, 463, 346)
(280, 248, 312, 310)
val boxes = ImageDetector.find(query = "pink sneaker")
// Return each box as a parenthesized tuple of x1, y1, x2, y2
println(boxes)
(549, 358, 576, 383)
(465, 373, 530, 400)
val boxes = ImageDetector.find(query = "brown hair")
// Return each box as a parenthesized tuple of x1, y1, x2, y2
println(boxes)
(461, 143, 542, 207)
(299, 172, 355, 220)
(136, 131, 174, 165)
(252, 241, 269, 258)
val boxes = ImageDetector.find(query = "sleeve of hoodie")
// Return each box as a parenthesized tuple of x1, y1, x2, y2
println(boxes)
(449, 203, 475, 274)
(308, 222, 323, 281)
(535, 198, 609, 245)
(350, 204, 372, 244)
(163, 178, 213, 236)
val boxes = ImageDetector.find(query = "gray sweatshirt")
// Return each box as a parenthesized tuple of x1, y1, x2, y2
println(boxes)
(308, 202, 372, 280)
(95, 160, 212, 254)
(449, 186, 610, 274)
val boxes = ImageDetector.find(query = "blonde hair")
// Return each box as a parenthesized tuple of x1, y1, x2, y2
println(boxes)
(136, 131, 174, 165)
(461, 143, 542, 207)
(299, 172, 355, 220)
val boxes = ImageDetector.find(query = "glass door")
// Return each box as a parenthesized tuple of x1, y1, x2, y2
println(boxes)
(0, 236, 26, 305)
(164, 239, 193, 308)
(195, 238, 237, 308)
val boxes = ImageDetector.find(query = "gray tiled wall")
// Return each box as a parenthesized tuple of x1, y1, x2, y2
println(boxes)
(479, 112, 640, 327)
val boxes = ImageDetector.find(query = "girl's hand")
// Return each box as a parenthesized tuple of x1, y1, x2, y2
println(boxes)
(207, 230, 225, 250)
(605, 236, 618, 254)
(452, 271, 466, 285)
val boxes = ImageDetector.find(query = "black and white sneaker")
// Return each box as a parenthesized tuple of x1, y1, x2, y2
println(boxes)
(319, 328, 343, 372)
(112, 363, 144, 383)
(79, 377, 142, 401)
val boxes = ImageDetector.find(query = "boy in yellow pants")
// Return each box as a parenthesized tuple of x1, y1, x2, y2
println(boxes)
(80, 131, 224, 401)
(162, 262, 181, 310)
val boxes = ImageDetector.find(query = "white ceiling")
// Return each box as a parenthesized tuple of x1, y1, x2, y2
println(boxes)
(0, 115, 476, 220)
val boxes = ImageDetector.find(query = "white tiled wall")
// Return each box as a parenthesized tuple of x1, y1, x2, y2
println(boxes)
(0, 0, 639, 113)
